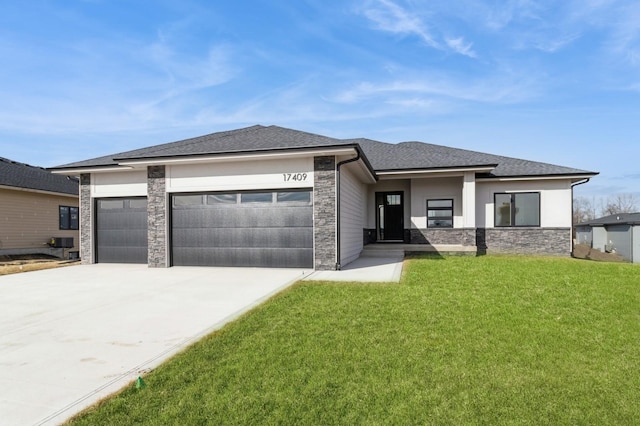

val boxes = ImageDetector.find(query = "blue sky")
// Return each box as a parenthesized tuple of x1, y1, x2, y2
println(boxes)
(1, 0, 638, 198)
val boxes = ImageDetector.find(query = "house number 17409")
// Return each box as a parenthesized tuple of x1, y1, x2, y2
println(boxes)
(283, 173, 308, 182)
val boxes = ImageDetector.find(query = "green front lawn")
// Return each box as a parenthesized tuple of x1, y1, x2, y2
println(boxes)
(69, 256, 640, 425)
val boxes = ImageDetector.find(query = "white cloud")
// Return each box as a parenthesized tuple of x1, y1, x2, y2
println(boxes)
(362, 0, 439, 48)
(360, 0, 479, 58)
(332, 73, 539, 105)
(445, 37, 476, 58)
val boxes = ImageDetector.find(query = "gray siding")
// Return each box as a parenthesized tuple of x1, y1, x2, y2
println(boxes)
(339, 165, 365, 267)
(575, 226, 593, 246)
(634, 226, 640, 263)
(608, 225, 632, 261)
(592, 227, 608, 252)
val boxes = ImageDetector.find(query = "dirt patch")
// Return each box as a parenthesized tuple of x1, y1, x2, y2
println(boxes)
(0, 256, 80, 276)
(572, 244, 627, 263)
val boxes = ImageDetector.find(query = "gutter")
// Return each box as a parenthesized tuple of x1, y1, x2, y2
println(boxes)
(335, 149, 362, 270)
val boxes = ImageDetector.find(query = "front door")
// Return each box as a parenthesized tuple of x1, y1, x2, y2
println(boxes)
(376, 192, 404, 241)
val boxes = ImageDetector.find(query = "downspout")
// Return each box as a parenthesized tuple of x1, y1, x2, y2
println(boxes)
(571, 178, 591, 254)
(335, 149, 362, 270)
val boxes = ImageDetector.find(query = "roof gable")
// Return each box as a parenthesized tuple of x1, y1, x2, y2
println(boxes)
(0, 157, 78, 195)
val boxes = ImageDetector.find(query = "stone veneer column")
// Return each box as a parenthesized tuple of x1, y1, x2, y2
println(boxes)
(79, 173, 93, 264)
(313, 156, 337, 270)
(147, 165, 168, 267)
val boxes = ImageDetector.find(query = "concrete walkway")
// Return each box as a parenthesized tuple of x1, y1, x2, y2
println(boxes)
(305, 256, 404, 282)
(0, 264, 309, 426)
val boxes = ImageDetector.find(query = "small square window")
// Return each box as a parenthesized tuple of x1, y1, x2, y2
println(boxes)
(427, 199, 453, 228)
(59, 205, 79, 230)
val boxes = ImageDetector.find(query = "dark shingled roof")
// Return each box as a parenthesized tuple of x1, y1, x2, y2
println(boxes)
(0, 157, 78, 196)
(354, 138, 593, 177)
(577, 213, 640, 226)
(55, 125, 356, 169)
(52, 125, 596, 178)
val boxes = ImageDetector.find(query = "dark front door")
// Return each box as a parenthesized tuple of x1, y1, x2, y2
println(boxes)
(377, 192, 404, 241)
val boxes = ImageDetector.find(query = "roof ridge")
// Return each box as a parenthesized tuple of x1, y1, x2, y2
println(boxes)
(0, 156, 47, 171)
(113, 125, 266, 160)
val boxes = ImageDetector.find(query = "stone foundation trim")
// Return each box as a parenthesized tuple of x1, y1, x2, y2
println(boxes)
(409, 228, 476, 246)
(476, 227, 571, 256)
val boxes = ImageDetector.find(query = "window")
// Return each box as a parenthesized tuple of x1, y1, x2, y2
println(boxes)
(494, 193, 540, 227)
(59, 206, 79, 230)
(207, 193, 237, 204)
(427, 199, 453, 228)
(173, 195, 204, 206)
(386, 194, 401, 205)
(277, 191, 311, 204)
(241, 192, 273, 203)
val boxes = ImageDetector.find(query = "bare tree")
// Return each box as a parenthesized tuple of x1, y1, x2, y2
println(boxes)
(602, 193, 639, 216)
(573, 196, 599, 224)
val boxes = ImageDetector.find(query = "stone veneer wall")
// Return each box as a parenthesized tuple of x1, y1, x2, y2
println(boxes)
(79, 173, 92, 264)
(476, 227, 571, 255)
(314, 156, 337, 270)
(409, 228, 476, 246)
(147, 166, 167, 267)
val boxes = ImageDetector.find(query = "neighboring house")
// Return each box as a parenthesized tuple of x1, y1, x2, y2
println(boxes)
(50, 125, 597, 270)
(576, 213, 640, 263)
(0, 157, 79, 258)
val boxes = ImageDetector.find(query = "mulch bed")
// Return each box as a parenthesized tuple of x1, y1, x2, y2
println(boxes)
(572, 244, 627, 263)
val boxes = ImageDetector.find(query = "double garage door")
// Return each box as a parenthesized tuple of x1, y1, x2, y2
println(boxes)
(95, 190, 313, 268)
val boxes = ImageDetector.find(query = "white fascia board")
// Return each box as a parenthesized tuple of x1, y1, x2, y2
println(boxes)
(376, 166, 495, 180)
(51, 166, 134, 175)
(117, 147, 358, 167)
(478, 174, 595, 182)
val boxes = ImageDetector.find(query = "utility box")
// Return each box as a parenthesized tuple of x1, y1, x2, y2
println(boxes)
(50, 237, 74, 248)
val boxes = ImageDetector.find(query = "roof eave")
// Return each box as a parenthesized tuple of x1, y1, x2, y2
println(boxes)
(477, 172, 598, 181)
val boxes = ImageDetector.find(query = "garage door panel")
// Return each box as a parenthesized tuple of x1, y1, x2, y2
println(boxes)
(97, 229, 148, 246)
(172, 247, 313, 268)
(98, 246, 148, 264)
(171, 191, 313, 268)
(96, 198, 148, 264)
(173, 228, 312, 249)
(173, 206, 312, 229)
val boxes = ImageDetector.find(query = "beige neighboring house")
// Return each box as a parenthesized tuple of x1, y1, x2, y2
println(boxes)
(0, 157, 79, 258)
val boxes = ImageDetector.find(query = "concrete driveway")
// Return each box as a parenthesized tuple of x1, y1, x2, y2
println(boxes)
(0, 264, 309, 425)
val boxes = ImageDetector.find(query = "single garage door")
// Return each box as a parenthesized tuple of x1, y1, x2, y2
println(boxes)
(171, 190, 313, 268)
(95, 197, 148, 263)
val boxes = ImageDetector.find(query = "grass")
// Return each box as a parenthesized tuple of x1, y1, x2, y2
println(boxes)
(68, 256, 640, 425)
